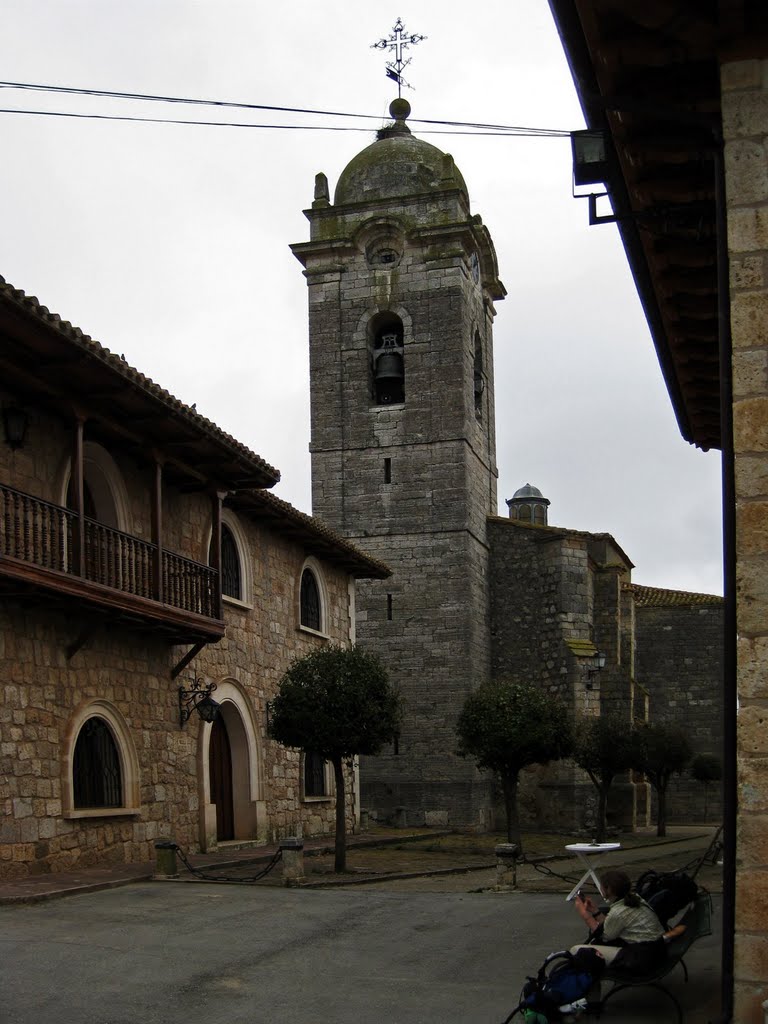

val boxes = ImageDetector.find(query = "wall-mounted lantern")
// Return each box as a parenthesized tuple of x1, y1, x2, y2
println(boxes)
(178, 679, 220, 728)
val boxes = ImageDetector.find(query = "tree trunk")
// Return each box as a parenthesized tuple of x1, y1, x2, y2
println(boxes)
(657, 784, 667, 838)
(595, 785, 608, 842)
(501, 773, 523, 855)
(332, 757, 347, 873)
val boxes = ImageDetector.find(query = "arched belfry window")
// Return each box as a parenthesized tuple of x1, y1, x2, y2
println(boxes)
(473, 332, 484, 420)
(220, 524, 242, 600)
(300, 568, 321, 631)
(73, 717, 122, 808)
(371, 313, 405, 406)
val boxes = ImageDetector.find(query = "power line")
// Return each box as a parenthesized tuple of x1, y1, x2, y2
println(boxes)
(0, 105, 567, 137)
(0, 79, 571, 137)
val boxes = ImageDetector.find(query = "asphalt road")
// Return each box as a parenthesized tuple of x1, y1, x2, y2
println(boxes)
(1, 882, 722, 1024)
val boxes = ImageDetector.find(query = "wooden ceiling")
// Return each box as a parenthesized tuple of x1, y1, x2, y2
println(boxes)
(549, 0, 767, 452)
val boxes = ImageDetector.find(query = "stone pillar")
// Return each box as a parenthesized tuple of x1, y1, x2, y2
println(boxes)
(280, 837, 305, 886)
(153, 840, 178, 879)
(494, 843, 519, 891)
(722, 55, 768, 1023)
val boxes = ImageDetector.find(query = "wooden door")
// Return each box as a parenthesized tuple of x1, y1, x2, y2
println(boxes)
(209, 715, 234, 841)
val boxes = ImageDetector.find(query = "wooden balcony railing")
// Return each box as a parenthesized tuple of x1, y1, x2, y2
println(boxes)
(0, 483, 219, 621)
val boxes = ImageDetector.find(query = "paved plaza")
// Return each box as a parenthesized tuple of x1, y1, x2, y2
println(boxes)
(1, 878, 721, 1024)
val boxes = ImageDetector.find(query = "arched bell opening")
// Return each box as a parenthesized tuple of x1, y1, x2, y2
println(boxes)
(370, 312, 405, 406)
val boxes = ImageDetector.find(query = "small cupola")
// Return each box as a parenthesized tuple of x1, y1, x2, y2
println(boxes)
(506, 483, 550, 525)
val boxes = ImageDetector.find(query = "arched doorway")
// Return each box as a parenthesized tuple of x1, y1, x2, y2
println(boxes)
(209, 715, 234, 841)
(199, 683, 266, 851)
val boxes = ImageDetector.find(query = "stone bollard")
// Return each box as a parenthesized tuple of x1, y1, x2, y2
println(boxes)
(360, 809, 370, 830)
(154, 839, 179, 879)
(494, 843, 519, 891)
(395, 806, 408, 828)
(280, 837, 305, 886)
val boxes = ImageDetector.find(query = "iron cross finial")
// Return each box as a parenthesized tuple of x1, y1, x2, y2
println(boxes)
(371, 17, 427, 98)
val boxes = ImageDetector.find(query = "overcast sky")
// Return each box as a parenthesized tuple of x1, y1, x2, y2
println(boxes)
(0, 1, 724, 595)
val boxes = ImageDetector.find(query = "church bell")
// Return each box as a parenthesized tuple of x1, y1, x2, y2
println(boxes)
(374, 351, 404, 381)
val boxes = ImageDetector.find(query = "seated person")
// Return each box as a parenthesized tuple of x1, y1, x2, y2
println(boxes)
(571, 868, 669, 974)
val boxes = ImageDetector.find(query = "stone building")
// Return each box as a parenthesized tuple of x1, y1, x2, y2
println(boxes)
(489, 507, 723, 833)
(292, 98, 505, 829)
(292, 100, 723, 834)
(0, 276, 388, 879)
(546, 2, 766, 1018)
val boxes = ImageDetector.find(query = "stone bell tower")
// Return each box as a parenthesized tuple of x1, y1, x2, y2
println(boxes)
(291, 99, 506, 828)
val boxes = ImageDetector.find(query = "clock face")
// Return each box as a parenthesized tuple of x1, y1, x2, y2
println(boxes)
(470, 251, 480, 283)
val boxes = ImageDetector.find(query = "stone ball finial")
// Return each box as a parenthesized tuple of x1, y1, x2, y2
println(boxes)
(389, 97, 411, 121)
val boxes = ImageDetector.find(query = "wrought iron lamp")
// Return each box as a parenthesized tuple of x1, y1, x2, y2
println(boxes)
(2, 405, 28, 450)
(586, 651, 607, 689)
(178, 679, 220, 727)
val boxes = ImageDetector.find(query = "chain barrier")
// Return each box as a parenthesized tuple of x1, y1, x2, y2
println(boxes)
(170, 842, 283, 883)
(526, 858, 581, 884)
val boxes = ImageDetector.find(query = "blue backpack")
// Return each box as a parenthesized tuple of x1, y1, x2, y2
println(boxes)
(507, 947, 604, 1023)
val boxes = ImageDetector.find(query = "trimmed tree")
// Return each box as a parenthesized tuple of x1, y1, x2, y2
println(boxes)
(572, 714, 640, 842)
(634, 722, 693, 836)
(267, 644, 401, 872)
(455, 680, 572, 855)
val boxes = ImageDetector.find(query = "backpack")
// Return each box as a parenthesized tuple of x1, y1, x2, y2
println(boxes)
(635, 869, 699, 928)
(517, 947, 605, 1022)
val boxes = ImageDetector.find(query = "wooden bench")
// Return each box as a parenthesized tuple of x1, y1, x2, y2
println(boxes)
(594, 891, 713, 1023)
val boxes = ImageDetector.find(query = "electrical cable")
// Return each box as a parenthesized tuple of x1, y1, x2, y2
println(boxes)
(0, 79, 571, 137)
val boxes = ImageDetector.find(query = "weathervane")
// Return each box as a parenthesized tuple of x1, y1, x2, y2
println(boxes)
(371, 18, 426, 97)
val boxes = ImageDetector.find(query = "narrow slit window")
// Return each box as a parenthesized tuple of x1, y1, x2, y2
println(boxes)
(387, 594, 393, 620)
(384, 458, 392, 484)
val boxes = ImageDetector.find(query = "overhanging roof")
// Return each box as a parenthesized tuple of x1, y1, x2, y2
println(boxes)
(548, 0, 768, 451)
(0, 276, 280, 490)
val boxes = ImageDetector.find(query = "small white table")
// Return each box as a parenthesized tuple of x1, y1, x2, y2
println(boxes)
(564, 842, 621, 901)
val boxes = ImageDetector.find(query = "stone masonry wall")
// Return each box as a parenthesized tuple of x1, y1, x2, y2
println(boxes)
(722, 56, 768, 1022)
(0, 417, 358, 878)
(299, 171, 500, 828)
(635, 598, 724, 824)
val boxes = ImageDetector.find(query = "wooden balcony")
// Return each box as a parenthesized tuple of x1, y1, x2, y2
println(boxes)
(0, 483, 224, 643)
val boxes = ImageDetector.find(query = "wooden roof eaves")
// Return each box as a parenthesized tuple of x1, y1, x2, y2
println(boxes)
(546, 0, 719, 451)
(229, 489, 392, 580)
(0, 277, 281, 488)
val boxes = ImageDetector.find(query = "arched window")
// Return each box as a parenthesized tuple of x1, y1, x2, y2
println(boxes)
(371, 313, 405, 405)
(533, 504, 547, 526)
(220, 524, 242, 599)
(209, 512, 251, 606)
(300, 568, 321, 631)
(518, 504, 533, 522)
(304, 751, 327, 798)
(73, 718, 122, 808)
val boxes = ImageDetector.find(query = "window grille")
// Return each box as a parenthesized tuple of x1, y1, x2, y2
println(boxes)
(73, 718, 122, 808)
(304, 751, 326, 797)
(300, 569, 321, 630)
(220, 524, 242, 599)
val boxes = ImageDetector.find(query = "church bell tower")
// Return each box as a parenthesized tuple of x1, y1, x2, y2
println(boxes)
(291, 99, 506, 827)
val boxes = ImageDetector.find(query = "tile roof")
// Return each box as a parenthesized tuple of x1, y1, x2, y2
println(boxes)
(0, 275, 280, 488)
(230, 488, 391, 580)
(630, 584, 723, 607)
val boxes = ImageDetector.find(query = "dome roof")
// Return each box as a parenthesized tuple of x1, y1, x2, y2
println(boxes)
(511, 483, 546, 501)
(334, 99, 468, 206)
